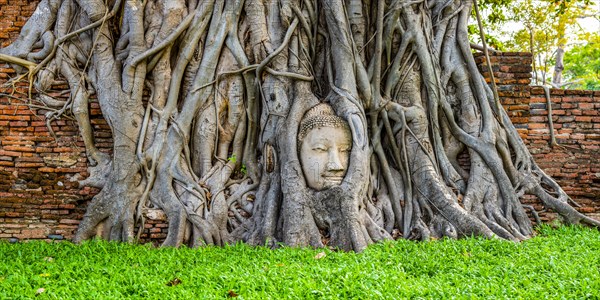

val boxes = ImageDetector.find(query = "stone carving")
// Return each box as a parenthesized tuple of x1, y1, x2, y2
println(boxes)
(298, 103, 352, 190)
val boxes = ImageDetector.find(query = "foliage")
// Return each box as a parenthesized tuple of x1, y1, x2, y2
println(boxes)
(0, 226, 599, 298)
(563, 33, 600, 90)
(473, 0, 596, 85)
(469, 0, 514, 50)
(228, 155, 247, 176)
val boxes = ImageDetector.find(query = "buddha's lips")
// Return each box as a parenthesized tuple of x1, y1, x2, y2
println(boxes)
(323, 176, 344, 182)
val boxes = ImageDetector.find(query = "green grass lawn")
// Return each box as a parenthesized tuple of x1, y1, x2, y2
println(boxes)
(0, 225, 599, 299)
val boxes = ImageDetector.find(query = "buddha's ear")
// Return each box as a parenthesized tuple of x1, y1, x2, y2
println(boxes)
(348, 113, 366, 150)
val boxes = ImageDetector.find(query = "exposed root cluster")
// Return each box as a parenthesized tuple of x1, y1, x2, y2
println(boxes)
(1, 0, 596, 252)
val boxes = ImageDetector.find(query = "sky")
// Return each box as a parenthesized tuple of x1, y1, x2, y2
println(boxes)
(569, 0, 599, 47)
(577, 0, 599, 33)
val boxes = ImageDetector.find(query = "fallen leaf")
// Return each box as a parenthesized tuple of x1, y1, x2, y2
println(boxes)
(314, 252, 326, 260)
(43, 257, 54, 262)
(39, 273, 50, 277)
(227, 290, 238, 298)
(166, 278, 182, 286)
(276, 263, 285, 267)
(36, 288, 45, 295)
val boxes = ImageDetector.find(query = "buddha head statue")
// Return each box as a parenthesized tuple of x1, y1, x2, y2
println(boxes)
(298, 103, 352, 191)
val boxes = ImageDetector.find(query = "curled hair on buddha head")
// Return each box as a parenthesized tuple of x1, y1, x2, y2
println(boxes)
(297, 103, 351, 144)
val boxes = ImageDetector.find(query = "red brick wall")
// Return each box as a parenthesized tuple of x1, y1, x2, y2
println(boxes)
(1, 2, 598, 241)
(527, 88, 600, 216)
(0, 89, 104, 240)
(0, 0, 169, 243)
(476, 52, 600, 221)
(0, 0, 39, 48)
(0, 0, 88, 240)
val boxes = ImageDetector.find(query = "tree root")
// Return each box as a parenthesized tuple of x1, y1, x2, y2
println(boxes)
(4, 0, 594, 252)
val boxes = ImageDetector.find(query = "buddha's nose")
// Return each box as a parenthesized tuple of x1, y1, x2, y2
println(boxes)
(326, 150, 344, 171)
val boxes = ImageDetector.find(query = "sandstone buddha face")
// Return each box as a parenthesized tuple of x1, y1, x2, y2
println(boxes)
(298, 104, 352, 191)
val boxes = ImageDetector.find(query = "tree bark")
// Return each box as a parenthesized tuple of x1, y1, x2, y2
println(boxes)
(552, 45, 565, 87)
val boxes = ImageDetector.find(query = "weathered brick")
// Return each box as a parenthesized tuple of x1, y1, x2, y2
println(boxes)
(59, 219, 80, 225)
(575, 116, 592, 122)
(16, 228, 46, 239)
(0, 150, 21, 156)
(0, 115, 29, 121)
(528, 123, 547, 129)
(3, 145, 34, 152)
(579, 103, 595, 109)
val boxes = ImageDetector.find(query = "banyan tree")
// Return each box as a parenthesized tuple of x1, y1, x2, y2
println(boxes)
(1, 0, 598, 251)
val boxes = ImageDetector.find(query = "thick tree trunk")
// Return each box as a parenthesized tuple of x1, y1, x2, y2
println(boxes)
(552, 46, 565, 87)
(2, 0, 597, 251)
